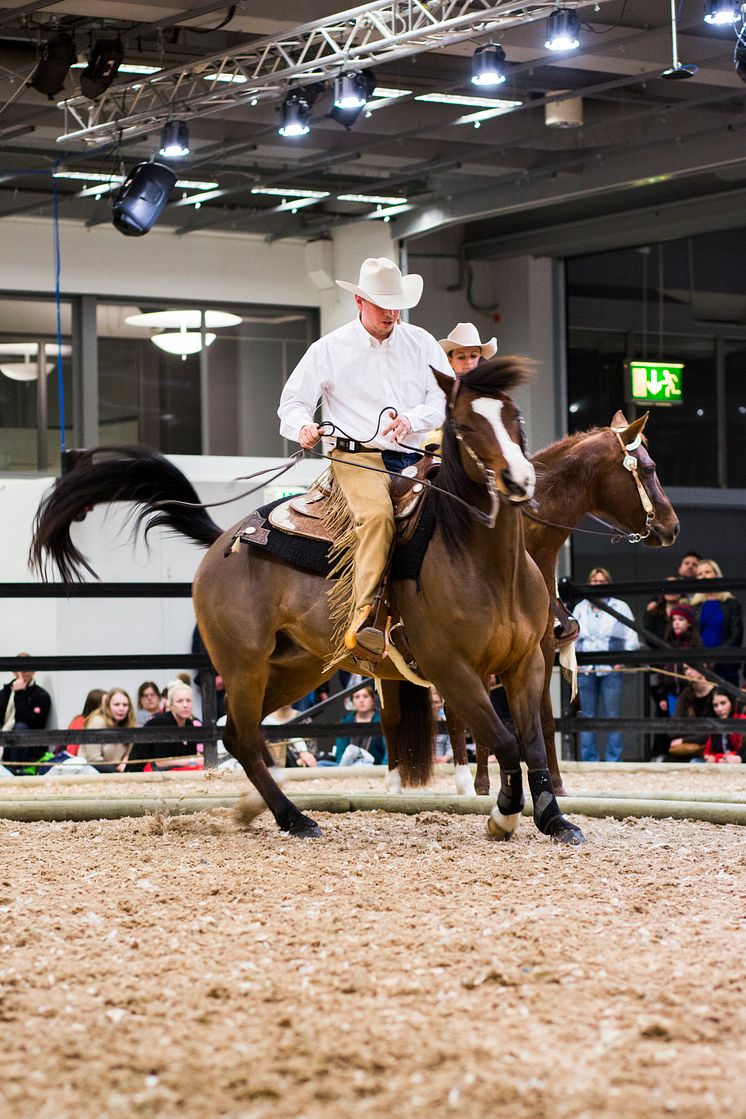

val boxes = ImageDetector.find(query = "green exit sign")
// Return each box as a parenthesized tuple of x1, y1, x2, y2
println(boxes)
(626, 361, 684, 405)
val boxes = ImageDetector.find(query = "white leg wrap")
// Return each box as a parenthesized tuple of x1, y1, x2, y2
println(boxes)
(486, 806, 521, 840)
(386, 766, 402, 795)
(235, 766, 287, 825)
(454, 764, 476, 796)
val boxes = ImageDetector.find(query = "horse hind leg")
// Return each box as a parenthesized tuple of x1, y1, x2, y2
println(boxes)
(443, 705, 477, 796)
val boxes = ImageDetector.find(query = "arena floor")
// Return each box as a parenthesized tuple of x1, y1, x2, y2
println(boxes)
(1, 766, 745, 1119)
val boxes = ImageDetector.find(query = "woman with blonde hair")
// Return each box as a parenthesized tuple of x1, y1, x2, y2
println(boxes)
(80, 687, 136, 769)
(127, 680, 203, 772)
(691, 558, 743, 686)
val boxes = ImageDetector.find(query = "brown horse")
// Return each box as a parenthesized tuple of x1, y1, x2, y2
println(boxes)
(444, 410, 680, 796)
(30, 356, 583, 844)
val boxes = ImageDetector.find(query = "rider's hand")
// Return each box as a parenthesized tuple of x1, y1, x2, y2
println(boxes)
(299, 424, 322, 450)
(381, 411, 412, 443)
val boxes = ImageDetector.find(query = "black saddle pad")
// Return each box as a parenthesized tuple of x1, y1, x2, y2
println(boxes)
(244, 495, 437, 582)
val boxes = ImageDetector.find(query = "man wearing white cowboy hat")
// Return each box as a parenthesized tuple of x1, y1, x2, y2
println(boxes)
(438, 322, 497, 377)
(278, 256, 447, 658)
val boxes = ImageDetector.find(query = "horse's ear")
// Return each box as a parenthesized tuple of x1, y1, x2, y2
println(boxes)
(617, 412, 649, 445)
(430, 365, 455, 398)
(610, 409, 629, 428)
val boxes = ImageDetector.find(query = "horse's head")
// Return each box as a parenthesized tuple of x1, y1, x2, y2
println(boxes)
(432, 357, 536, 503)
(607, 410, 679, 547)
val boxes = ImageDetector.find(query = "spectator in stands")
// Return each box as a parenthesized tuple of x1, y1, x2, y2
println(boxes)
(335, 686, 386, 766)
(438, 322, 497, 377)
(704, 689, 745, 764)
(677, 551, 703, 597)
(136, 681, 163, 727)
(67, 688, 106, 755)
(658, 604, 702, 717)
(79, 688, 137, 770)
(262, 705, 317, 768)
(691, 558, 743, 686)
(431, 689, 452, 763)
(128, 681, 203, 772)
(574, 567, 639, 763)
(0, 654, 52, 774)
(663, 665, 717, 762)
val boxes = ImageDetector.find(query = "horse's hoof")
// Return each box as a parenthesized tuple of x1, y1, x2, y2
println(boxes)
(550, 821, 586, 846)
(284, 814, 322, 839)
(486, 808, 520, 840)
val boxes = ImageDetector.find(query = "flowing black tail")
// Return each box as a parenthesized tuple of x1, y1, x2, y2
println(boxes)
(29, 445, 223, 582)
(391, 681, 435, 788)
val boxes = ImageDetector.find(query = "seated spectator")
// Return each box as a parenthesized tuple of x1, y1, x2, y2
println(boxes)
(431, 689, 452, 763)
(67, 688, 106, 754)
(656, 604, 702, 717)
(0, 654, 52, 774)
(135, 681, 163, 727)
(691, 558, 743, 687)
(704, 690, 745, 764)
(128, 681, 203, 772)
(334, 686, 386, 766)
(663, 665, 717, 762)
(263, 705, 317, 768)
(79, 688, 137, 770)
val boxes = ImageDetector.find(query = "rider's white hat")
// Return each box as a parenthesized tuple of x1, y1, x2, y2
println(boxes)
(335, 257, 423, 310)
(438, 322, 497, 359)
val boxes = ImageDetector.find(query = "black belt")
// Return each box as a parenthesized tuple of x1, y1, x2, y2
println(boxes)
(332, 437, 378, 454)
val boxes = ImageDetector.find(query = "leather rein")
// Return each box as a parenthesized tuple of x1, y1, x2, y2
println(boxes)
(522, 426, 656, 545)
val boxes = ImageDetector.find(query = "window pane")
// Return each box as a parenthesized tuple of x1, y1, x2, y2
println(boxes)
(724, 342, 746, 487)
(567, 329, 627, 433)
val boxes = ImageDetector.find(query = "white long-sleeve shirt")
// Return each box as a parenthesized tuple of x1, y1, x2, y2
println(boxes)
(278, 316, 449, 450)
(574, 596, 639, 675)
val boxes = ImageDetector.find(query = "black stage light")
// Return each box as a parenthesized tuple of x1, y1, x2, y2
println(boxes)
(328, 69, 375, 129)
(80, 36, 124, 99)
(471, 44, 507, 87)
(544, 8, 580, 51)
(112, 162, 177, 236)
(29, 30, 77, 98)
(279, 93, 311, 137)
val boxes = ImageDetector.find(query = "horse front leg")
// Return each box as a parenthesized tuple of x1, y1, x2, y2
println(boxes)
(502, 650, 584, 845)
(443, 704, 478, 796)
(539, 626, 567, 796)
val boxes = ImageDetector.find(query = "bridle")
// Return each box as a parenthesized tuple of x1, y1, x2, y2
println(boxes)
(523, 425, 656, 544)
(448, 376, 530, 529)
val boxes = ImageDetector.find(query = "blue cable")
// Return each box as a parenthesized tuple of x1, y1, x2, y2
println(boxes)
(51, 169, 66, 453)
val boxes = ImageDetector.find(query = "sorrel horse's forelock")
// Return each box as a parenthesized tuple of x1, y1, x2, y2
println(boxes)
(29, 357, 583, 843)
(445, 410, 679, 798)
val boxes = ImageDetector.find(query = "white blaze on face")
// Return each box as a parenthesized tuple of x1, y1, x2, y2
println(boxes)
(471, 397, 536, 498)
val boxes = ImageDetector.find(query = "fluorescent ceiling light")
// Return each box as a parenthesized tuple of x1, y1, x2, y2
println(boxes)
(367, 203, 412, 220)
(338, 193, 408, 205)
(275, 196, 324, 212)
(251, 187, 329, 199)
(152, 332, 216, 356)
(372, 87, 412, 99)
(72, 62, 161, 75)
(454, 103, 521, 127)
(53, 171, 217, 190)
(202, 72, 247, 83)
(78, 182, 120, 197)
(175, 189, 224, 207)
(416, 92, 520, 109)
(125, 310, 241, 329)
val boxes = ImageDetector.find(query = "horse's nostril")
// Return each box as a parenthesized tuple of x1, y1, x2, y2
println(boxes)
(501, 469, 526, 497)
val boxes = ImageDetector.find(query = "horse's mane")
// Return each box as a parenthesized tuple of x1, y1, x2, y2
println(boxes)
(433, 357, 536, 555)
(458, 354, 535, 397)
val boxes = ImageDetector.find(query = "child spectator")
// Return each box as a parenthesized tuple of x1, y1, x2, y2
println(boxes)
(704, 690, 745, 764)
(657, 604, 702, 717)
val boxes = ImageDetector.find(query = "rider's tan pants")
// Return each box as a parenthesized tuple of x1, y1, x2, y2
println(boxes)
(330, 449, 394, 609)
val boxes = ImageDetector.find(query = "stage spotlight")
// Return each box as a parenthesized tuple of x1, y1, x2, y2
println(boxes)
(704, 0, 738, 23)
(545, 8, 580, 51)
(471, 44, 507, 87)
(29, 30, 76, 98)
(278, 93, 311, 137)
(112, 162, 177, 236)
(79, 36, 124, 99)
(159, 120, 190, 158)
(329, 69, 375, 128)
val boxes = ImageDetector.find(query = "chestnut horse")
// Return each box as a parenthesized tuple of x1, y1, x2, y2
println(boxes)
(444, 409, 679, 796)
(30, 356, 583, 844)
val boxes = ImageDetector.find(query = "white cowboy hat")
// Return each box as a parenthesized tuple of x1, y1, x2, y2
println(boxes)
(438, 322, 497, 359)
(335, 257, 423, 310)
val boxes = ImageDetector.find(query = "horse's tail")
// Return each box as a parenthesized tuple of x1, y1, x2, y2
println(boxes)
(29, 445, 223, 582)
(391, 681, 434, 788)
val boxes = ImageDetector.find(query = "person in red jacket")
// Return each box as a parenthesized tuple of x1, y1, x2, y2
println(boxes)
(704, 689, 745, 764)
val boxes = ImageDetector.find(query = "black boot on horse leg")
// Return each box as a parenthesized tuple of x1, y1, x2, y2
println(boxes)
(487, 766, 525, 840)
(528, 769, 584, 845)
